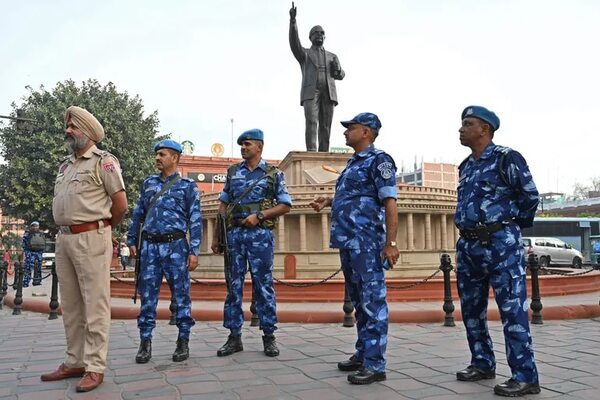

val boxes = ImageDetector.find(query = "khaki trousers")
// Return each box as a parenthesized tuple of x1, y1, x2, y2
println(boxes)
(55, 225, 112, 373)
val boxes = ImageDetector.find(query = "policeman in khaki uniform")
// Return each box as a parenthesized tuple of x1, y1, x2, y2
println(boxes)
(212, 129, 292, 358)
(41, 106, 127, 393)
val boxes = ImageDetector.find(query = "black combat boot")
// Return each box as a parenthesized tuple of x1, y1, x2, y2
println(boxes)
(494, 378, 541, 397)
(262, 334, 279, 357)
(135, 339, 152, 364)
(217, 334, 243, 357)
(172, 338, 189, 362)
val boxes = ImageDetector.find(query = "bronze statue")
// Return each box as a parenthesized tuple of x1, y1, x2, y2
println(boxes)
(289, 2, 345, 152)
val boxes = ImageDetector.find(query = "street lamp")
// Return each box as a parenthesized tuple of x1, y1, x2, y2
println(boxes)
(230, 118, 234, 158)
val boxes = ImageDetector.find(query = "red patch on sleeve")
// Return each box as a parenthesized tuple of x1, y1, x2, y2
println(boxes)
(103, 162, 115, 173)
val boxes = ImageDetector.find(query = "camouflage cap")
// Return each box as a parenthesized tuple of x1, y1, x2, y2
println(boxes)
(340, 112, 382, 132)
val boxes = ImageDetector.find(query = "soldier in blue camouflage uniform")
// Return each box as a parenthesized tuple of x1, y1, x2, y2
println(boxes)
(454, 106, 540, 397)
(22, 221, 44, 288)
(128, 139, 202, 364)
(211, 129, 292, 358)
(310, 113, 399, 385)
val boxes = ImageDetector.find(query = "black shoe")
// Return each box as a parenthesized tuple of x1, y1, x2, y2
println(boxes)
(338, 354, 363, 371)
(217, 334, 243, 357)
(347, 368, 386, 385)
(172, 338, 189, 362)
(494, 378, 541, 397)
(135, 339, 152, 364)
(262, 334, 279, 357)
(456, 365, 496, 381)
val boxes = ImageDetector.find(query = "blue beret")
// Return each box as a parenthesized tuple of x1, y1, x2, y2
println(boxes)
(340, 112, 382, 132)
(461, 105, 500, 131)
(237, 129, 264, 145)
(30, 221, 39, 226)
(154, 139, 183, 153)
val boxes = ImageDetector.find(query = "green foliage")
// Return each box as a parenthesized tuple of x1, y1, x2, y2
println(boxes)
(1, 231, 22, 251)
(0, 79, 167, 235)
(536, 213, 562, 218)
(576, 212, 600, 218)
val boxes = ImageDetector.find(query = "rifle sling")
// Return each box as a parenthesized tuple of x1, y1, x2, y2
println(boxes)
(225, 168, 277, 218)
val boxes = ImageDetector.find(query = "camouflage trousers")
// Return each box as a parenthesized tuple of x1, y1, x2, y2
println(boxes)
(224, 227, 277, 335)
(137, 239, 195, 340)
(456, 233, 539, 384)
(340, 248, 388, 372)
(23, 251, 43, 287)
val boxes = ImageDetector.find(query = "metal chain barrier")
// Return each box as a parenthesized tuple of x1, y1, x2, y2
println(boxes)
(110, 272, 136, 286)
(190, 277, 227, 286)
(189, 268, 344, 288)
(40, 272, 53, 281)
(539, 266, 599, 277)
(386, 269, 442, 290)
(273, 268, 342, 287)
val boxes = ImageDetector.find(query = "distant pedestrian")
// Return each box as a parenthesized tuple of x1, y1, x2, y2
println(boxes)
(454, 105, 540, 397)
(119, 242, 130, 270)
(22, 221, 45, 287)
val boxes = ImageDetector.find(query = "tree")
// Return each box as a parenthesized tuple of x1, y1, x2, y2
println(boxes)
(571, 177, 600, 200)
(0, 79, 167, 235)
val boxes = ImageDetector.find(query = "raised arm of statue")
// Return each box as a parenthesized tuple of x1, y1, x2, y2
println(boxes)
(289, 2, 296, 22)
(289, 3, 304, 63)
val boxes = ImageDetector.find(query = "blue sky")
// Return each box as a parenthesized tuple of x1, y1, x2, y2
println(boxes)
(1, 0, 599, 194)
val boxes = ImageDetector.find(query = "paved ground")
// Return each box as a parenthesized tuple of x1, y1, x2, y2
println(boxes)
(1, 305, 600, 400)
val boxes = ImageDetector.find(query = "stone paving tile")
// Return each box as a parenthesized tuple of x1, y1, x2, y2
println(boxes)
(1, 308, 599, 399)
(233, 384, 286, 399)
(292, 388, 347, 400)
(122, 386, 180, 400)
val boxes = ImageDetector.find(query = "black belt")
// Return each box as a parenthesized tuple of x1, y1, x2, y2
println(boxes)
(459, 220, 514, 243)
(142, 231, 186, 243)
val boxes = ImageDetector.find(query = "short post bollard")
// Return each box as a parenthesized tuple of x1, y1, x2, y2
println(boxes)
(169, 294, 177, 325)
(342, 284, 354, 327)
(32, 258, 42, 286)
(0, 261, 7, 309)
(12, 262, 24, 315)
(528, 254, 543, 324)
(48, 262, 59, 320)
(440, 253, 456, 327)
(250, 291, 259, 327)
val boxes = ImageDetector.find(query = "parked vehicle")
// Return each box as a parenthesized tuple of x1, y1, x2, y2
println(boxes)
(522, 237, 584, 268)
(42, 241, 56, 268)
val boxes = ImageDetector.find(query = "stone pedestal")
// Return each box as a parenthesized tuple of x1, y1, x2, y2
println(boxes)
(278, 151, 352, 185)
(198, 150, 458, 279)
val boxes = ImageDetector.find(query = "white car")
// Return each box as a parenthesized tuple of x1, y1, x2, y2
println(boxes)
(42, 241, 56, 268)
(522, 237, 584, 268)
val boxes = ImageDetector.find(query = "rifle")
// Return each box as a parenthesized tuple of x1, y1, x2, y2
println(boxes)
(132, 220, 143, 304)
(216, 213, 231, 292)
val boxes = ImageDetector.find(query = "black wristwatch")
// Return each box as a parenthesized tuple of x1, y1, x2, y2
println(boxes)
(256, 211, 266, 222)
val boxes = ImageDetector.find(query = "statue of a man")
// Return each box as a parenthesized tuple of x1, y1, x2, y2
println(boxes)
(289, 2, 345, 152)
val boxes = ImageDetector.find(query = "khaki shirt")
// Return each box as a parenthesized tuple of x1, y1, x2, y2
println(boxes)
(52, 145, 125, 226)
